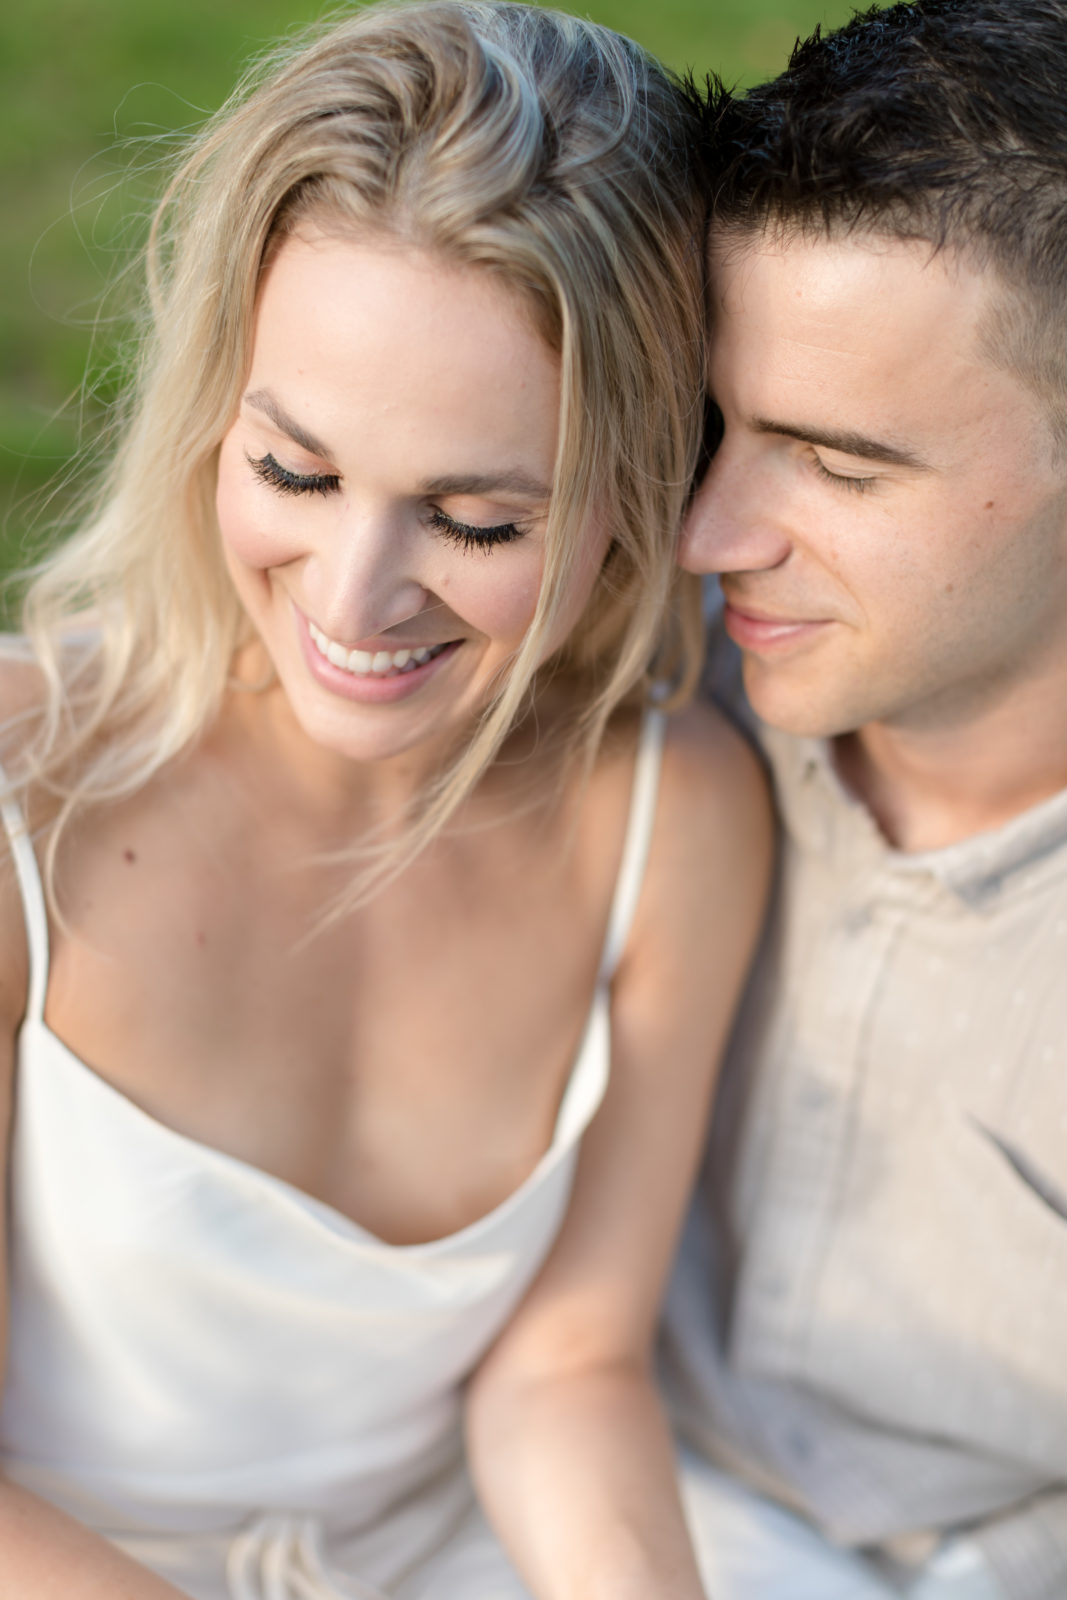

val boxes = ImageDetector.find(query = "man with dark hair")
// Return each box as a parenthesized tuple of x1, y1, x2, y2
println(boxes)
(666, 3, 1067, 1596)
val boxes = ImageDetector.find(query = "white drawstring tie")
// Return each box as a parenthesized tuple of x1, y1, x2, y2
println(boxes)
(227, 1513, 390, 1600)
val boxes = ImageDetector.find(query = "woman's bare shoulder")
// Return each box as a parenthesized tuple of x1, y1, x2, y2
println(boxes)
(0, 636, 44, 1032)
(582, 698, 772, 881)
(625, 698, 774, 977)
(0, 636, 46, 744)
(658, 699, 772, 867)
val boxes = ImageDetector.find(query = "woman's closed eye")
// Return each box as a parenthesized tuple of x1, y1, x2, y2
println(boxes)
(428, 508, 523, 552)
(247, 450, 526, 549)
(247, 451, 341, 497)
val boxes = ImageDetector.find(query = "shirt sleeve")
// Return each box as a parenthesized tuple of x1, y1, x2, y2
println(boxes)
(970, 1491, 1067, 1600)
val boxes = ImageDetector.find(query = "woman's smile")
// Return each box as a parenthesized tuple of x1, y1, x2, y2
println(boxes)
(306, 619, 452, 677)
(297, 603, 463, 704)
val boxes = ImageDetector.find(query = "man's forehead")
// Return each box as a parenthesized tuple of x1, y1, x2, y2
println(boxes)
(704, 227, 1004, 428)
(708, 227, 992, 333)
(702, 226, 1067, 476)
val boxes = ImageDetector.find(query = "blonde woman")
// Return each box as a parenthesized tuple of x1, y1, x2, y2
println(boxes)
(0, 4, 769, 1597)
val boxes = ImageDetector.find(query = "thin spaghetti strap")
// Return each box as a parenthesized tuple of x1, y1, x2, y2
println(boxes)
(597, 709, 667, 985)
(0, 760, 50, 1024)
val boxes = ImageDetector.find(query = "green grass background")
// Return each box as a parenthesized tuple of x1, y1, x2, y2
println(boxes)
(0, 0, 858, 579)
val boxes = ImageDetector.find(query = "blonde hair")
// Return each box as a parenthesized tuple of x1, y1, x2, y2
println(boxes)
(10, 0, 707, 901)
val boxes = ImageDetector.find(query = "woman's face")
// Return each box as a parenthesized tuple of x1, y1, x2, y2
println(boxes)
(216, 229, 602, 769)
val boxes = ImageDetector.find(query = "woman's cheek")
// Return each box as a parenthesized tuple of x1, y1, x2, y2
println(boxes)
(464, 556, 545, 646)
(215, 435, 298, 573)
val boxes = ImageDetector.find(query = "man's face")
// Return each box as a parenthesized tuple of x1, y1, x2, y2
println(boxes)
(682, 232, 1067, 740)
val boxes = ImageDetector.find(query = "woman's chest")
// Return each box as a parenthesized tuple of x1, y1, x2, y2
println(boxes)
(42, 814, 609, 1244)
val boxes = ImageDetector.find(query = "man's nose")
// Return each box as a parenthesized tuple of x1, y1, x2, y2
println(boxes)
(679, 434, 792, 578)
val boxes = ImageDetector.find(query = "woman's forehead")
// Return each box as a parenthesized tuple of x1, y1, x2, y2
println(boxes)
(246, 232, 562, 494)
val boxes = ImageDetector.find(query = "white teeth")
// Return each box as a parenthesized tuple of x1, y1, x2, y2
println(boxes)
(307, 620, 448, 678)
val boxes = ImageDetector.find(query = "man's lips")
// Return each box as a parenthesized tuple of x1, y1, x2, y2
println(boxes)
(722, 599, 832, 653)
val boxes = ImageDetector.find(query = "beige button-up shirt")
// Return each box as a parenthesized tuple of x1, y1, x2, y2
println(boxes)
(663, 717, 1067, 1599)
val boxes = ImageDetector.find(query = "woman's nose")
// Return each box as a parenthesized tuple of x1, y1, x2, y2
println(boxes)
(309, 508, 431, 642)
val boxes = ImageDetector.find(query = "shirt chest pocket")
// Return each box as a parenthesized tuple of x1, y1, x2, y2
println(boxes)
(793, 1088, 1067, 1478)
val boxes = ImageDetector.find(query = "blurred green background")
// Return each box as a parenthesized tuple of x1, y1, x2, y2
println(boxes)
(0, 0, 857, 582)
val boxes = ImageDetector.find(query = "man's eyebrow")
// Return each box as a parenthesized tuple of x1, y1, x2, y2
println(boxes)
(244, 389, 333, 460)
(751, 417, 929, 469)
(418, 471, 553, 502)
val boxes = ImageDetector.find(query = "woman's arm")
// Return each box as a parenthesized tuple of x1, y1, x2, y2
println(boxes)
(0, 738, 188, 1599)
(466, 704, 773, 1600)
(0, 1480, 189, 1600)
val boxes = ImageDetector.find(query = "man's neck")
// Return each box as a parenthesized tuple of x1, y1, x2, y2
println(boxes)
(832, 677, 1067, 853)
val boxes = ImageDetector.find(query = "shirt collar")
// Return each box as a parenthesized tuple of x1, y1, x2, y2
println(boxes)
(760, 723, 1067, 907)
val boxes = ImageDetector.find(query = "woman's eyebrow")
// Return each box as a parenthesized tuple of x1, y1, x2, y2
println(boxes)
(752, 416, 929, 469)
(244, 389, 333, 459)
(242, 393, 552, 502)
(241, 394, 550, 499)
(420, 471, 553, 501)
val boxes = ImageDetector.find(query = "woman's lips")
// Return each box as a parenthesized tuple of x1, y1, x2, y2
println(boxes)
(295, 605, 461, 704)
(723, 600, 831, 653)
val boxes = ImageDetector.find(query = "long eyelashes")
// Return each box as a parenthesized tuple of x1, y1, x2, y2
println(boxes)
(428, 508, 520, 552)
(247, 452, 339, 497)
(247, 451, 522, 549)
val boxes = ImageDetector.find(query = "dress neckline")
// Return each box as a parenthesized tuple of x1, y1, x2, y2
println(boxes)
(18, 994, 610, 1254)
(2, 711, 664, 1253)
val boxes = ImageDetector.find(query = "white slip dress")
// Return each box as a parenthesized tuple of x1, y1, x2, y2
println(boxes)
(0, 713, 666, 1600)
